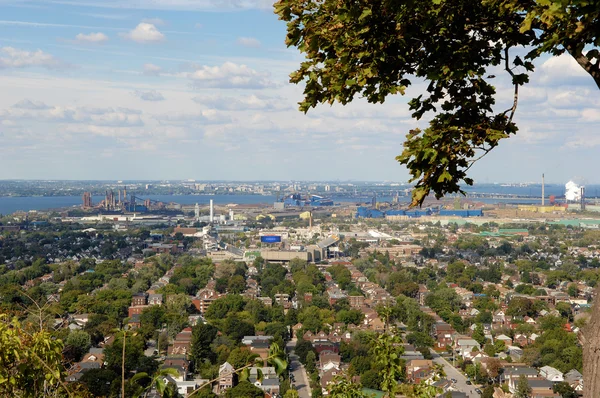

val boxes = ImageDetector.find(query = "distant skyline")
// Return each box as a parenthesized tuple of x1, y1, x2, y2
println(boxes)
(0, 178, 595, 186)
(0, 1, 599, 183)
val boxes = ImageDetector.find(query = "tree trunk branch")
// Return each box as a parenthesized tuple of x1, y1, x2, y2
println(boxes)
(565, 44, 600, 90)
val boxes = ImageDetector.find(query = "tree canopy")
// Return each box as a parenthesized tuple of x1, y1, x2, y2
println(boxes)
(275, 0, 600, 205)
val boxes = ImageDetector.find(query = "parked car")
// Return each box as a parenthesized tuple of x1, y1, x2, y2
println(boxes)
(475, 388, 482, 394)
(466, 380, 472, 385)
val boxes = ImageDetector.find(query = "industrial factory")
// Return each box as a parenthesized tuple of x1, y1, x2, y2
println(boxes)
(82, 188, 167, 213)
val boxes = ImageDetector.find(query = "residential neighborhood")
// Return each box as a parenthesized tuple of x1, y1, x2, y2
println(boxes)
(1, 196, 599, 398)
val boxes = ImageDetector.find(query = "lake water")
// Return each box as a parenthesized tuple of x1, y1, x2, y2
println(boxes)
(0, 194, 561, 214)
(1, 184, 598, 214)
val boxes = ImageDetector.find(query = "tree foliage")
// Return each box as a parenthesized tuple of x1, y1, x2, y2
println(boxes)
(275, 0, 600, 205)
(514, 374, 532, 398)
(0, 315, 67, 397)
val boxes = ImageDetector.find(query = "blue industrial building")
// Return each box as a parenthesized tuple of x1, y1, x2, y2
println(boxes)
(310, 195, 334, 206)
(439, 209, 483, 217)
(356, 207, 385, 218)
(283, 194, 304, 207)
(283, 194, 334, 207)
(356, 207, 483, 219)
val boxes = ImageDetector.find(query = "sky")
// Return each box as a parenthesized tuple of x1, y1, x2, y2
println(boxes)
(0, 0, 599, 184)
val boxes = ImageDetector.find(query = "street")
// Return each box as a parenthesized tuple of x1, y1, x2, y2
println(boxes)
(430, 350, 480, 398)
(286, 340, 312, 398)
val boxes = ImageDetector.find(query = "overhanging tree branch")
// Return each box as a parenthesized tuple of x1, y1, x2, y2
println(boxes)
(564, 43, 600, 90)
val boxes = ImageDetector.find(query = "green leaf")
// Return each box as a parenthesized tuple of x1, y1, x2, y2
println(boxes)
(359, 8, 372, 21)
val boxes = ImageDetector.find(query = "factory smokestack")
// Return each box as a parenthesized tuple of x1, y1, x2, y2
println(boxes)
(209, 199, 214, 223)
(542, 174, 545, 206)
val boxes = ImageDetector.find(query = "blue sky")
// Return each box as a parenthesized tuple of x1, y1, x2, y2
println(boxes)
(0, 0, 599, 184)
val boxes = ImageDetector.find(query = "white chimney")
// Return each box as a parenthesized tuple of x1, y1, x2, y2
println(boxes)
(542, 174, 545, 206)
(209, 199, 214, 223)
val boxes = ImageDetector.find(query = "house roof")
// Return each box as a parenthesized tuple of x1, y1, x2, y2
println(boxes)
(219, 362, 234, 374)
(504, 367, 538, 376)
(527, 379, 554, 388)
(407, 359, 433, 368)
(564, 369, 583, 381)
(540, 366, 563, 377)
(457, 338, 479, 346)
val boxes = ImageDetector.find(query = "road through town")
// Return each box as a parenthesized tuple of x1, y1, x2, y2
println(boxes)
(286, 340, 312, 398)
(430, 350, 480, 398)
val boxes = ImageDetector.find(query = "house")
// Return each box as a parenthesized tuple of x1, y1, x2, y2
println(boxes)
(507, 346, 524, 360)
(168, 328, 193, 356)
(163, 357, 190, 375)
(513, 334, 529, 347)
(564, 369, 583, 383)
(529, 333, 540, 343)
(242, 335, 273, 346)
(435, 326, 456, 350)
(258, 297, 273, 307)
(169, 379, 209, 397)
(406, 359, 433, 384)
(495, 334, 513, 346)
(401, 344, 425, 361)
(246, 340, 271, 361)
(148, 294, 163, 306)
(132, 292, 148, 306)
(564, 369, 584, 392)
(518, 378, 558, 396)
(539, 366, 564, 383)
(455, 338, 481, 357)
(218, 362, 234, 394)
(348, 295, 365, 308)
(248, 367, 280, 395)
(128, 305, 149, 317)
(71, 314, 90, 327)
(127, 314, 141, 329)
(292, 323, 303, 339)
(80, 352, 105, 367)
(313, 341, 339, 355)
(501, 366, 539, 391)
(493, 310, 505, 321)
(320, 368, 340, 394)
(319, 351, 341, 370)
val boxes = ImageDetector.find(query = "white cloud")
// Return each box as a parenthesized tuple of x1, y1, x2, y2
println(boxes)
(0, 103, 144, 127)
(0, 47, 59, 69)
(142, 18, 165, 26)
(132, 90, 165, 101)
(194, 23, 203, 29)
(143, 63, 163, 75)
(539, 54, 592, 85)
(12, 99, 51, 110)
(75, 32, 109, 44)
(189, 61, 275, 89)
(121, 23, 165, 43)
(581, 108, 600, 122)
(155, 109, 232, 125)
(236, 37, 261, 48)
(192, 94, 288, 111)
